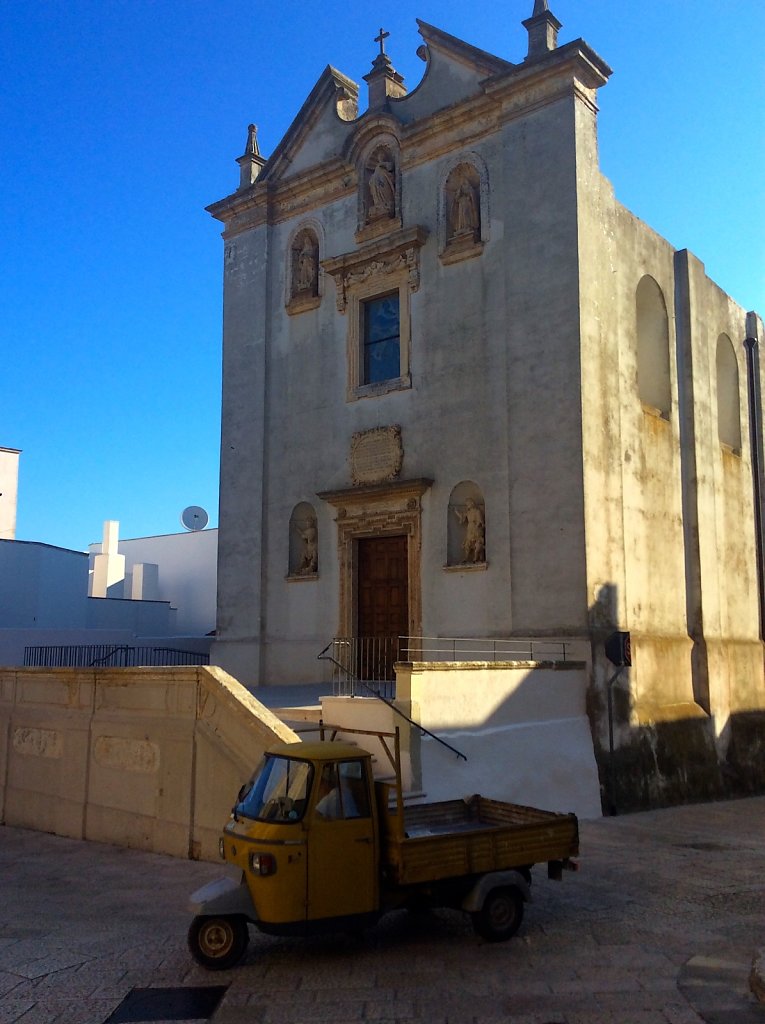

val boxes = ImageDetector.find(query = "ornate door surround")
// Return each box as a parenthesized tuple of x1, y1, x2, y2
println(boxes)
(317, 478, 432, 640)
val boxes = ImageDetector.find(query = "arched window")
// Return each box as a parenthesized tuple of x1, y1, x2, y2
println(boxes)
(636, 276, 671, 417)
(716, 334, 741, 452)
(288, 502, 318, 577)
(447, 482, 486, 566)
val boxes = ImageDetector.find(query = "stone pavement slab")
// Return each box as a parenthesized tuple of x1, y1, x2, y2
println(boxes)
(1, 797, 763, 1023)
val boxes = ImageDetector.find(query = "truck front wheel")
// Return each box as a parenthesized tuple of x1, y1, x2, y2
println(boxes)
(471, 886, 524, 942)
(188, 914, 249, 970)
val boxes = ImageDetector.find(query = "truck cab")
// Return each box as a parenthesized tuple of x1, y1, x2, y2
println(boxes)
(188, 741, 385, 968)
(225, 741, 380, 925)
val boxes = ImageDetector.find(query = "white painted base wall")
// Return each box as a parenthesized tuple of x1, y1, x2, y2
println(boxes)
(417, 716, 602, 819)
(315, 659, 603, 821)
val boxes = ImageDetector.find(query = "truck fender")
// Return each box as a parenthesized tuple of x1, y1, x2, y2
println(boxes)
(461, 870, 532, 913)
(188, 874, 257, 920)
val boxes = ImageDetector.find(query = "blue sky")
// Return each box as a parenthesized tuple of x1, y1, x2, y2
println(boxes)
(3, 0, 764, 552)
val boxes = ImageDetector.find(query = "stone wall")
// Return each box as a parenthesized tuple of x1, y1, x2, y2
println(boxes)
(0, 666, 297, 861)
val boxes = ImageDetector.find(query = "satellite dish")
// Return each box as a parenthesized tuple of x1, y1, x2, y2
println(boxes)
(180, 506, 209, 532)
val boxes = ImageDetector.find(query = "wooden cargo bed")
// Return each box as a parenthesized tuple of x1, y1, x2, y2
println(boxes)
(381, 794, 578, 887)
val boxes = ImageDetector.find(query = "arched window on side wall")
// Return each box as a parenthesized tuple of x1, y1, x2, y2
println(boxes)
(716, 333, 741, 452)
(636, 275, 671, 417)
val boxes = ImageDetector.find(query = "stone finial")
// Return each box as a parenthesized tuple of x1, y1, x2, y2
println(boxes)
(522, 0, 562, 60)
(236, 123, 267, 190)
(363, 28, 406, 109)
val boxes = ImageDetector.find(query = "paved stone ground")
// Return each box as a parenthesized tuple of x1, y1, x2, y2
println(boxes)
(0, 797, 763, 1024)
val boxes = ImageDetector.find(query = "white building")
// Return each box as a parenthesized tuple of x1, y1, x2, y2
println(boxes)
(0, 450, 217, 665)
(87, 522, 218, 636)
(0, 447, 21, 541)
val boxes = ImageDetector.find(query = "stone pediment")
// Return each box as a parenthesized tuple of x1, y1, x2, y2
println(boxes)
(259, 65, 360, 183)
(231, 24, 516, 187)
(374, 21, 514, 128)
(416, 21, 514, 78)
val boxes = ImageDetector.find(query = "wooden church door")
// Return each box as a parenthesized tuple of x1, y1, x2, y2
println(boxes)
(356, 535, 408, 681)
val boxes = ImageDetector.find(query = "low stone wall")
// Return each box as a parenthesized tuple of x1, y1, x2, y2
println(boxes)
(0, 666, 297, 861)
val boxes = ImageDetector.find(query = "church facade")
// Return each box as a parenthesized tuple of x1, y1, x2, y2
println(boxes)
(207, 4, 765, 808)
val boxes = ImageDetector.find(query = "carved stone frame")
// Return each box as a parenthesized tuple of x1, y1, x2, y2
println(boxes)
(347, 272, 411, 402)
(437, 153, 490, 267)
(322, 226, 428, 403)
(317, 479, 432, 641)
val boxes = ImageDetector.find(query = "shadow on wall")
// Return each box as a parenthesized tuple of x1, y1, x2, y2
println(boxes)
(388, 652, 602, 820)
(586, 583, 765, 814)
(374, 579, 765, 819)
(590, 705, 765, 814)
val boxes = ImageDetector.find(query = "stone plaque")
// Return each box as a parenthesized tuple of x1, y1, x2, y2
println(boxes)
(350, 426, 403, 486)
(94, 736, 160, 774)
(13, 727, 62, 759)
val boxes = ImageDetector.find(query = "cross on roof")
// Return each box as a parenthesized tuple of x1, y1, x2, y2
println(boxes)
(374, 27, 390, 56)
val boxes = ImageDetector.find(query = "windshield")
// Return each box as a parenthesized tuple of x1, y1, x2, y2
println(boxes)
(235, 755, 313, 823)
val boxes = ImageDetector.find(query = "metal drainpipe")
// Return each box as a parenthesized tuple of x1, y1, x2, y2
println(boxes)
(744, 336, 765, 639)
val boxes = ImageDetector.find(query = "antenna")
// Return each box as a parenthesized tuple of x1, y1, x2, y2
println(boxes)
(180, 506, 209, 532)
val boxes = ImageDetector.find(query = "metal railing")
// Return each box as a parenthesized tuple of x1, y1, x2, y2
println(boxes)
(399, 635, 573, 664)
(317, 639, 466, 761)
(319, 635, 573, 698)
(319, 637, 399, 699)
(23, 645, 210, 668)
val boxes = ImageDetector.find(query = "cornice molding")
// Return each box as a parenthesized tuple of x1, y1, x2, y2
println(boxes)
(321, 225, 429, 313)
(318, 477, 433, 507)
(207, 40, 611, 234)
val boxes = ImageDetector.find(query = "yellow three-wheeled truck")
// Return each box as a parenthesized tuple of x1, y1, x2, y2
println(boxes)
(188, 728, 579, 969)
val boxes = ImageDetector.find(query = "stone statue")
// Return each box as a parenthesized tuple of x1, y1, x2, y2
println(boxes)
(455, 499, 485, 563)
(451, 174, 479, 237)
(298, 516, 318, 574)
(295, 234, 317, 294)
(367, 152, 395, 219)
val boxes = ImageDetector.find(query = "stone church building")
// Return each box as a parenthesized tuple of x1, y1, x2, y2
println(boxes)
(207, 3, 765, 808)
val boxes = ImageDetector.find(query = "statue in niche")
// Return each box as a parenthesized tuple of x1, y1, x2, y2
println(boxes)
(298, 515, 318, 574)
(454, 499, 485, 563)
(293, 233, 318, 296)
(447, 166, 480, 242)
(366, 148, 396, 221)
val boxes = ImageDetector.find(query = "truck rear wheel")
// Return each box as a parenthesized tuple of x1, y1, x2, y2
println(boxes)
(188, 914, 249, 970)
(471, 886, 524, 942)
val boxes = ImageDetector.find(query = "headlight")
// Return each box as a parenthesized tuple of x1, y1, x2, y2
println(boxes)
(249, 852, 277, 876)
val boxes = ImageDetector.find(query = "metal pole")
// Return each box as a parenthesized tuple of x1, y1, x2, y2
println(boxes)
(744, 336, 765, 639)
(606, 667, 624, 816)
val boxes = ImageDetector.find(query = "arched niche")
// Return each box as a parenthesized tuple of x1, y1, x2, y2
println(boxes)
(354, 132, 402, 243)
(636, 275, 671, 417)
(438, 153, 489, 265)
(286, 224, 321, 314)
(716, 333, 741, 452)
(447, 481, 486, 566)
(288, 502, 318, 577)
